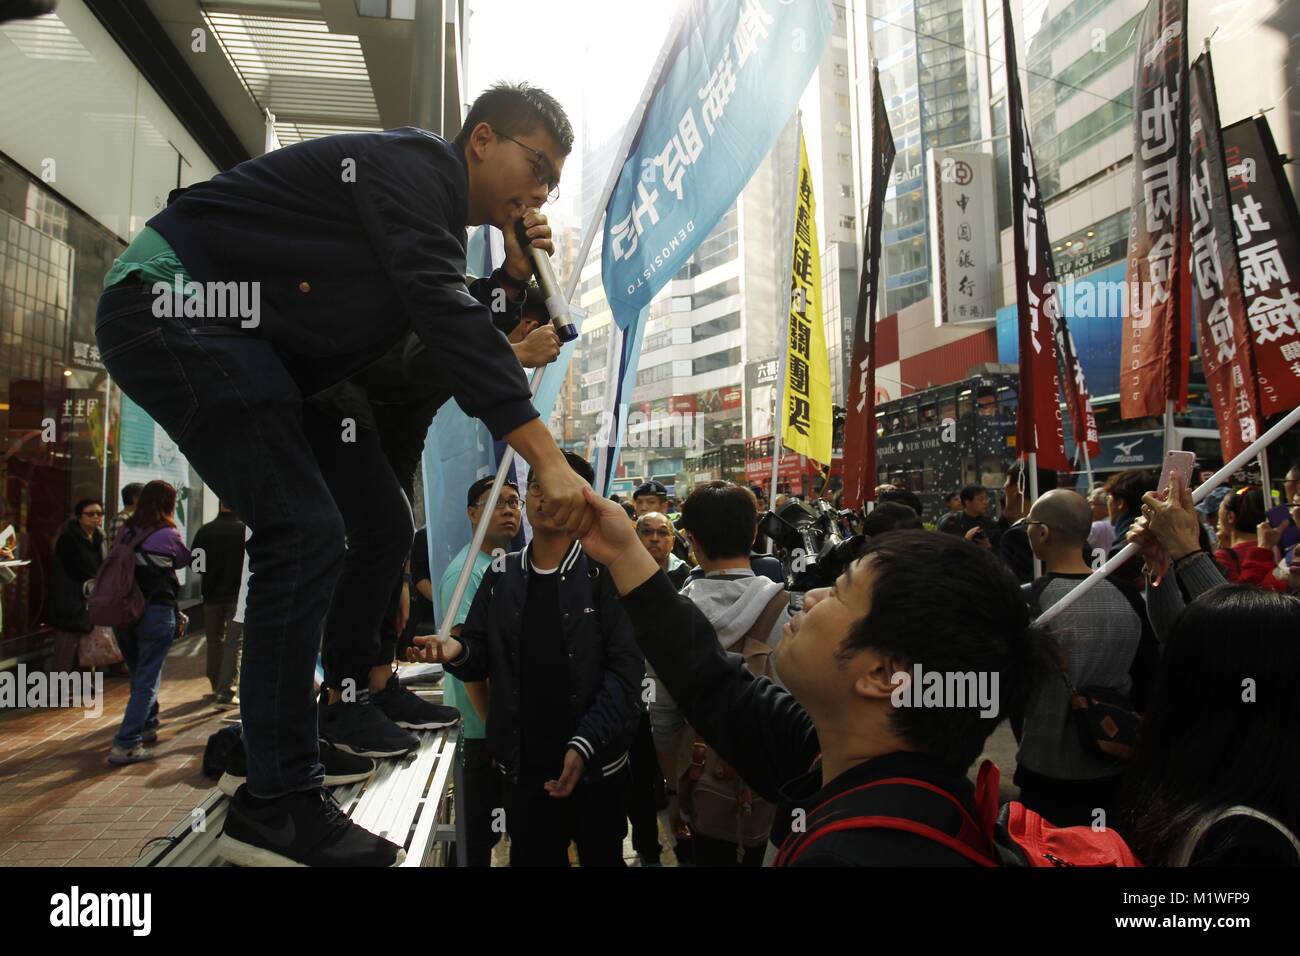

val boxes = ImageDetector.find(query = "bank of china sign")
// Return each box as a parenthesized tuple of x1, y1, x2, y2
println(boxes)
(928, 147, 998, 327)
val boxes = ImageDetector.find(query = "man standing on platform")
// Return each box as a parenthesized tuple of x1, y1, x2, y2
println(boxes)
(96, 82, 593, 867)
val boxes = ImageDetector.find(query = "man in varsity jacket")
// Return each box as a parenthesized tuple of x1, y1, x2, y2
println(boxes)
(417, 453, 645, 867)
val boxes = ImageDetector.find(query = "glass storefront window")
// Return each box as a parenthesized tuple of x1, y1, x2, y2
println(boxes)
(0, 154, 212, 657)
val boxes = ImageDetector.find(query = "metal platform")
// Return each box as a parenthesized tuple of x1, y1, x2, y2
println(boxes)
(136, 682, 459, 868)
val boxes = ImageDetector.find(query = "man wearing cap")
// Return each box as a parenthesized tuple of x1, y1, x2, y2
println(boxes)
(1195, 484, 1230, 551)
(414, 453, 644, 867)
(433, 475, 524, 866)
(632, 480, 672, 518)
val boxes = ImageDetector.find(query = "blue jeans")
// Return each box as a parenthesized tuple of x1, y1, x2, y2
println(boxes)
(117, 624, 160, 731)
(97, 282, 336, 796)
(113, 604, 175, 748)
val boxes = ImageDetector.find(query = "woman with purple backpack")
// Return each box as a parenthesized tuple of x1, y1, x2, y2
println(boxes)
(107, 481, 193, 766)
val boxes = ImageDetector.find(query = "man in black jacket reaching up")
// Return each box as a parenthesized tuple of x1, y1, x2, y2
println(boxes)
(414, 453, 644, 866)
(573, 488, 1054, 866)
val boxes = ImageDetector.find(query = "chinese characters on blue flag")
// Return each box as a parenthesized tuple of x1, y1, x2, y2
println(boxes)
(593, 0, 834, 492)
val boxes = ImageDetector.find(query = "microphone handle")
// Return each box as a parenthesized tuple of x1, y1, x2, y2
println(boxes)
(515, 221, 577, 343)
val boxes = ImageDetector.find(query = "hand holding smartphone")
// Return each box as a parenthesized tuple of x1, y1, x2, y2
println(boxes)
(1266, 505, 1292, 528)
(1156, 451, 1196, 499)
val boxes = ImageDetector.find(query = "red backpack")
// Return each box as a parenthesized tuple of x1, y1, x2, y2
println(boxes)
(87, 528, 149, 628)
(773, 759, 1142, 867)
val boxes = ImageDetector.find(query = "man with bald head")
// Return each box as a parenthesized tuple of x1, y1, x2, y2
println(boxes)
(636, 512, 691, 590)
(1017, 489, 1142, 827)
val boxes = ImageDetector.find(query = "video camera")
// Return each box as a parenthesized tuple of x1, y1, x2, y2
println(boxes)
(760, 499, 866, 602)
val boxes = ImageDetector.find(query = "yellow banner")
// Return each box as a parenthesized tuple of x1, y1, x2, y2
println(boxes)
(781, 134, 833, 466)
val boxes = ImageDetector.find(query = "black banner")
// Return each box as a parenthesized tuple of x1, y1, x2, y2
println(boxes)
(1121, 0, 1191, 420)
(842, 63, 895, 509)
(1188, 49, 1260, 462)
(1004, 0, 1068, 472)
(1221, 115, 1300, 416)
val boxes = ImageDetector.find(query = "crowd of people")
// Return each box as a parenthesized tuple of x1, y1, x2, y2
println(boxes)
(37, 451, 1300, 867)
(36, 481, 251, 765)
(69, 73, 1299, 867)
(378, 456, 1297, 868)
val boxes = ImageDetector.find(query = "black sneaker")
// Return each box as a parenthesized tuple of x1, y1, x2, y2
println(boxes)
(372, 673, 461, 730)
(319, 738, 378, 787)
(319, 689, 419, 758)
(217, 785, 405, 867)
(219, 737, 377, 797)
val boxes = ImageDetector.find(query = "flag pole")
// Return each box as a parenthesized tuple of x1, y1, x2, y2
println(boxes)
(435, 366, 547, 645)
(1164, 399, 1177, 462)
(436, 6, 695, 637)
(1195, 30, 1276, 503)
(1038, 401, 1300, 626)
(564, 5, 690, 304)
(770, 110, 804, 500)
(1028, 451, 1041, 579)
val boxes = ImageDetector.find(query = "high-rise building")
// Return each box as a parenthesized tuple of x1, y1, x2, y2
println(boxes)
(565, 122, 796, 488)
(850, 0, 988, 319)
(848, 0, 1297, 482)
(846, 0, 1002, 408)
(560, 8, 884, 488)
(802, 0, 862, 407)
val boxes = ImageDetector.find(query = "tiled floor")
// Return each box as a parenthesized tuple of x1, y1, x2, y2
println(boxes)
(0, 633, 234, 867)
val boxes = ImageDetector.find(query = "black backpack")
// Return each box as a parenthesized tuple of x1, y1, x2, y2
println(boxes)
(202, 724, 243, 779)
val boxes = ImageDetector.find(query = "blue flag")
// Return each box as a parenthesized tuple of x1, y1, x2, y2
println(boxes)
(600, 0, 832, 326)
(422, 226, 582, 619)
(593, 0, 832, 492)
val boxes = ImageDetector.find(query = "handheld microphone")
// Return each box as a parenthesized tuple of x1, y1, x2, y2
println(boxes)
(515, 220, 577, 343)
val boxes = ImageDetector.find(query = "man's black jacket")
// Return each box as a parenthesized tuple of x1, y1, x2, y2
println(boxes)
(191, 511, 247, 604)
(622, 570, 987, 866)
(446, 540, 645, 781)
(149, 127, 536, 440)
(305, 268, 526, 499)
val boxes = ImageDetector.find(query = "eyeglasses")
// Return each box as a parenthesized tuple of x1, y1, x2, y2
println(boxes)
(492, 128, 561, 203)
(474, 496, 522, 512)
(82, 510, 103, 517)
